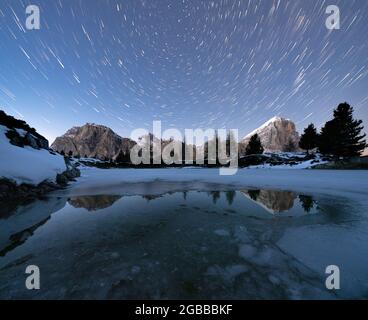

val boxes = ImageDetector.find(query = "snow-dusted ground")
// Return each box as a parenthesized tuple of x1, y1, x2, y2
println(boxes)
(0, 125, 66, 185)
(247, 158, 328, 170)
(244, 152, 328, 169)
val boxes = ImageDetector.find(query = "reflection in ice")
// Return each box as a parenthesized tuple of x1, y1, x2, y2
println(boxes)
(241, 189, 317, 214)
(0, 185, 367, 299)
(68, 195, 122, 211)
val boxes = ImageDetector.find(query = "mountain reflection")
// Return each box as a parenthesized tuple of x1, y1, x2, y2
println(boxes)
(68, 195, 122, 211)
(241, 189, 314, 214)
(141, 195, 163, 201)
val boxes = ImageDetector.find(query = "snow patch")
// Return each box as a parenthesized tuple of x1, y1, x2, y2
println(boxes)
(0, 125, 66, 185)
(243, 116, 291, 140)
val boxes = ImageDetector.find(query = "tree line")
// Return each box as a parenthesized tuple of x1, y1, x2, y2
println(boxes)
(60, 102, 366, 163)
(245, 102, 366, 158)
(299, 102, 366, 158)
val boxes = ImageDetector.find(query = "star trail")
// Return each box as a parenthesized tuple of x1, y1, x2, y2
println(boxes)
(0, 0, 367, 142)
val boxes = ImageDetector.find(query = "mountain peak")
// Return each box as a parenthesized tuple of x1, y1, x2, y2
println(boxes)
(268, 116, 286, 122)
(241, 116, 300, 153)
(51, 123, 136, 160)
(244, 116, 288, 140)
(262, 116, 293, 126)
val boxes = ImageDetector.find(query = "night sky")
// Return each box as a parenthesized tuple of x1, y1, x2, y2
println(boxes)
(0, 0, 368, 142)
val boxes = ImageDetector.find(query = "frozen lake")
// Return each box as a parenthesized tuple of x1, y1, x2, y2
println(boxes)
(1, 168, 368, 299)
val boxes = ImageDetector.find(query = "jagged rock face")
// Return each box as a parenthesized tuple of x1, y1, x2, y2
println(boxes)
(240, 117, 300, 154)
(51, 123, 136, 160)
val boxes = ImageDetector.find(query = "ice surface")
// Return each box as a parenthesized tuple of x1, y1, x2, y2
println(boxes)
(68, 167, 368, 200)
(0, 189, 345, 299)
(1, 167, 367, 299)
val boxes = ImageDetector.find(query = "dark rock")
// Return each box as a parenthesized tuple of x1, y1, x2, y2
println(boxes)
(4, 126, 49, 150)
(5, 129, 25, 148)
(56, 173, 69, 186)
(238, 154, 269, 167)
(56, 165, 81, 185)
(24, 132, 40, 149)
(0, 165, 80, 202)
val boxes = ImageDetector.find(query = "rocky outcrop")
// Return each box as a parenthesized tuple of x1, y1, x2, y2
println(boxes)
(0, 178, 60, 203)
(51, 123, 136, 160)
(0, 110, 81, 202)
(0, 162, 80, 202)
(0, 110, 49, 150)
(240, 116, 300, 154)
(5, 129, 49, 149)
(56, 164, 81, 186)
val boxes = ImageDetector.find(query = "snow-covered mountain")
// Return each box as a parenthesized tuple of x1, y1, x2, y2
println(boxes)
(240, 116, 300, 154)
(51, 123, 136, 161)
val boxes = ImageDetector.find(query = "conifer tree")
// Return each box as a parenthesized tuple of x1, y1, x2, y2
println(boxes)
(245, 134, 264, 155)
(319, 103, 366, 157)
(299, 124, 318, 154)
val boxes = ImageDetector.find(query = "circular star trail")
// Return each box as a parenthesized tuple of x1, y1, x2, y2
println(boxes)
(0, 0, 367, 142)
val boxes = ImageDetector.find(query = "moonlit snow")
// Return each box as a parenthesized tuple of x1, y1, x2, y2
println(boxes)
(0, 125, 66, 185)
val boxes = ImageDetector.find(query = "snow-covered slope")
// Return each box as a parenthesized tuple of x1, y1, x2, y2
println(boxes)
(0, 125, 66, 185)
(243, 116, 287, 140)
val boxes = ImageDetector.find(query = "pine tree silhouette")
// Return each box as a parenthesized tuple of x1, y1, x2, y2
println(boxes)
(319, 103, 366, 157)
(246, 134, 264, 155)
(299, 124, 318, 154)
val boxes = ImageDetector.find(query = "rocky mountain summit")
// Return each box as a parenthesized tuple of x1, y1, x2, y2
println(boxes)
(240, 116, 300, 154)
(51, 123, 136, 161)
